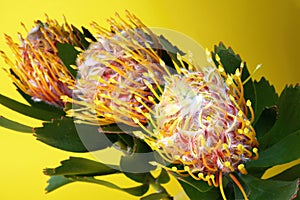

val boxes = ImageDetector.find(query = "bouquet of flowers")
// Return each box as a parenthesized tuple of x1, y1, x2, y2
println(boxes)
(0, 11, 299, 200)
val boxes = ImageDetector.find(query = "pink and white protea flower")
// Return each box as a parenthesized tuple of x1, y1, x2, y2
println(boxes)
(133, 54, 259, 200)
(63, 12, 167, 126)
(1, 16, 83, 107)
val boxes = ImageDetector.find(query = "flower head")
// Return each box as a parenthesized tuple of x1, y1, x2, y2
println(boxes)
(133, 53, 259, 200)
(63, 12, 168, 126)
(0, 15, 83, 107)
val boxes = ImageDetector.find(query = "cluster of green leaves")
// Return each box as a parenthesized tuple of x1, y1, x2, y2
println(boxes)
(0, 22, 299, 200)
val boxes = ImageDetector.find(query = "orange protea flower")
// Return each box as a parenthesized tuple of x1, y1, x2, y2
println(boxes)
(132, 53, 259, 200)
(62, 12, 168, 126)
(0, 15, 84, 107)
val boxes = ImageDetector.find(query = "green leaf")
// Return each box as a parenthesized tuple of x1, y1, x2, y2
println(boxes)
(82, 26, 97, 42)
(0, 116, 33, 133)
(123, 172, 152, 184)
(177, 176, 220, 200)
(247, 130, 300, 168)
(0, 93, 63, 121)
(175, 175, 215, 193)
(158, 35, 186, 70)
(44, 157, 119, 176)
(253, 77, 278, 123)
(100, 123, 142, 134)
(34, 117, 116, 152)
(271, 163, 300, 181)
(45, 175, 73, 193)
(71, 25, 90, 49)
(120, 153, 156, 174)
(133, 137, 153, 153)
(141, 193, 171, 200)
(120, 137, 156, 174)
(157, 168, 170, 184)
(158, 35, 184, 56)
(247, 166, 268, 179)
(254, 106, 278, 140)
(56, 43, 79, 78)
(212, 43, 256, 115)
(69, 176, 149, 196)
(260, 85, 300, 149)
(239, 174, 299, 200)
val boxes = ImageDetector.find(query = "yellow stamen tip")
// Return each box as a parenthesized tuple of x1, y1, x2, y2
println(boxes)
(246, 100, 252, 107)
(224, 161, 231, 167)
(237, 144, 244, 151)
(253, 148, 258, 154)
(238, 110, 243, 117)
(184, 166, 190, 171)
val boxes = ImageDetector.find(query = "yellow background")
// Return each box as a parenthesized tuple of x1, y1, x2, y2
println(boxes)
(0, 0, 299, 199)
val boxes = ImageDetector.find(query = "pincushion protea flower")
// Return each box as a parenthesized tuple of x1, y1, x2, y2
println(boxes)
(132, 52, 259, 200)
(62, 12, 168, 126)
(0, 15, 84, 107)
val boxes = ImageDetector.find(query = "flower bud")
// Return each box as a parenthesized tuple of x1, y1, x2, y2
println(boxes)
(1, 15, 82, 107)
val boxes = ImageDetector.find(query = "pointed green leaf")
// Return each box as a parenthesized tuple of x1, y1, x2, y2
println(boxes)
(120, 138, 156, 174)
(239, 174, 299, 200)
(69, 176, 149, 196)
(247, 166, 269, 179)
(100, 123, 141, 134)
(158, 35, 184, 56)
(177, 176, 220, 200)
(260, 85, 300, 149)
(254, 106, 278, 140)
(253, 77, 278, 123)
(157, 168, 170, 184)
(176, 175, 214, 193)
(0, 116, 33, 133)
(44, 157, 119, 176)
(122, 172, 152, 184)
(120, 153, 156, 174)
(34, 117, 116, 152)
(71, 25, 90, 49)
(0, 93, 63, 121)
(56, 43, 79, 78)
(82, 26, 97, 42)
(45, 175, 73, 193)
(212, 43, 256, 113)
(158, 35, 185, 70)
(133, 137, 153, 153)
(247, 130, 300, 168)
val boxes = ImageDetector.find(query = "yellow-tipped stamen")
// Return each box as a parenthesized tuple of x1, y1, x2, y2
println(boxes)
(143, 79, 161, 101)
